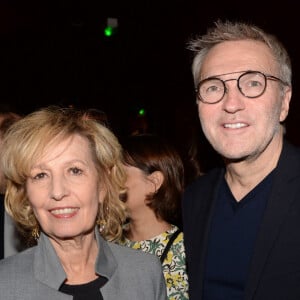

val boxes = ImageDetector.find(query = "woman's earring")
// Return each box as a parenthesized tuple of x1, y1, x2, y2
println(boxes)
(32, 225, 40, 241)
(97, 219, 106, 233)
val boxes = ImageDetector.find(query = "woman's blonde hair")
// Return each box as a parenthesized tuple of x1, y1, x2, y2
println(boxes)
(1, 106, 127, 243)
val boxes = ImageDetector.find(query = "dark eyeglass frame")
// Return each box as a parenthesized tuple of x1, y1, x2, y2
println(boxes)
(195, 70, 288, 104)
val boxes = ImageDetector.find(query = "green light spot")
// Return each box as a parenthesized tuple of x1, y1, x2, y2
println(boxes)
(138, 109, 145, 116)
(104, 26, 113, 37)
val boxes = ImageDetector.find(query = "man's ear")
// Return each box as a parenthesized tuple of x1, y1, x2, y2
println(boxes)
(148, 171, 164, 192)
(279, 85, 292, 122)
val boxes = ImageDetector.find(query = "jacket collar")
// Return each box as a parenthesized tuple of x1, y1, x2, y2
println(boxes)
(33, 228, 117, 290)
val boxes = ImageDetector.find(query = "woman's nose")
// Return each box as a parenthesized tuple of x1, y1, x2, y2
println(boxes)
(49, 176, 67, 201)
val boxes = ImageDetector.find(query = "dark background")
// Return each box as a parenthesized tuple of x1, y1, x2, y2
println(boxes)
(1, 1, 300, 171)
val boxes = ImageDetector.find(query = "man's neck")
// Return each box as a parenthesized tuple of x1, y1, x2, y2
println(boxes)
(225, 136, 283, 201)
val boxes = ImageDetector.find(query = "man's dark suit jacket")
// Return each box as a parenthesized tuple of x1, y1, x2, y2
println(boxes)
(183, 141, 300, 300)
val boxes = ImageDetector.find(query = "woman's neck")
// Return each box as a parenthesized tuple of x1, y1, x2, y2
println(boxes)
(126, 216, 172, 241)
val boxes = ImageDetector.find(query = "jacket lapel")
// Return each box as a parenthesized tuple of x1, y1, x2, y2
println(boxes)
(184, 168, 225, 300)
(244, 141, 300, 299)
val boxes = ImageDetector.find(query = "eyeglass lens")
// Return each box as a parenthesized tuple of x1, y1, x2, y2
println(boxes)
(198, 71, 267, 103)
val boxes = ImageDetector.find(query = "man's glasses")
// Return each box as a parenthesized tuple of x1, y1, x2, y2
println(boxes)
(195, 70, 288, 104)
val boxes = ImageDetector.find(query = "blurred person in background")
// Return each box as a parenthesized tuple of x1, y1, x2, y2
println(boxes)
(0, 111, 25, 259)
(118, 133, 189, 300)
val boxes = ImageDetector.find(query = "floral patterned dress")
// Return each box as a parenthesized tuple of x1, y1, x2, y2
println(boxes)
(118, 225, 189, 300)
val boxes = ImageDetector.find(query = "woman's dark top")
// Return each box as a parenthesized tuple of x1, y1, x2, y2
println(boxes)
(59, 276, 108, 300)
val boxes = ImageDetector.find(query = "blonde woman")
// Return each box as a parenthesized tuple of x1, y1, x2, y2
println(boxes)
(0, 106, 167, 300)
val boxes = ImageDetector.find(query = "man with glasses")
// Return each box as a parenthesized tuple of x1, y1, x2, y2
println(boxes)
(182, 20, 300, 299)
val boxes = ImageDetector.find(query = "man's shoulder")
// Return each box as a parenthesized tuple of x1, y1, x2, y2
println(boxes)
(278, 140, 300, 173)
(184, 167, 223, 194)
(282, 140, 300, 158)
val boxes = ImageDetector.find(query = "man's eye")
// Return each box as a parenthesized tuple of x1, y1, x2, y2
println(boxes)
(207, 85, 220, 93)
(248, 80, 261, 87)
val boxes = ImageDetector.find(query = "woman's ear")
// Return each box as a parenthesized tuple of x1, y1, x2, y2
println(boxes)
(148, 171, 164, 192)
(98, 186, 107, 204)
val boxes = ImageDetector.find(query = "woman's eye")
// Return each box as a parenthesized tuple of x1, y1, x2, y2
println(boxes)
(70, 167, 83, 175)
(33, 172, 47, 180)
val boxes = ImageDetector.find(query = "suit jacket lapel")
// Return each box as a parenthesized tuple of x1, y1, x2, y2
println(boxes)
(184, 168, 224, 299)
(245, 141, 300, 299)
(198, 171, 224, 290)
